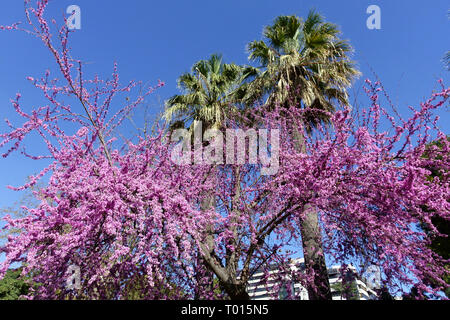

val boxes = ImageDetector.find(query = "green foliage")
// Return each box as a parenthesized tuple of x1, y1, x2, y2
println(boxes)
(331, 280, 360, 300)
(0, 268, 31, 300)
(0, 183, 42, 300)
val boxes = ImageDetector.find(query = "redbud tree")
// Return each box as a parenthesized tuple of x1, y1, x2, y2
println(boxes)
(0, 1, 449, 299)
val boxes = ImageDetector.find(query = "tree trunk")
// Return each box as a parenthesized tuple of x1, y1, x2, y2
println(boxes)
(223, 282, 250, 300)
(293, 123, 332, 300)
(196, 192, 216, 299)
(194, 119, 218, 299)
(226, 167, 240, 285)
(299, 204, 332, 300)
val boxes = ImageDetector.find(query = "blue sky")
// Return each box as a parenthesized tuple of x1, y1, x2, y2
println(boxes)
(0, 0, 448, 218)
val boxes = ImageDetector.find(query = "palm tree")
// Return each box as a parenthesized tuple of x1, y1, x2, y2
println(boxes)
(164, 54, 256, 299)
(245, 11, 360, 300)
(164, 53, 257, 131)
(245, 12, 359, 124)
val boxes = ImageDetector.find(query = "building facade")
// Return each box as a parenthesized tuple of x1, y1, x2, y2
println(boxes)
(247, 258, 377, 300)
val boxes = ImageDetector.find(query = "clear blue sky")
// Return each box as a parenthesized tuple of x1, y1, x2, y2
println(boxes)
(0, 0, 448, 213)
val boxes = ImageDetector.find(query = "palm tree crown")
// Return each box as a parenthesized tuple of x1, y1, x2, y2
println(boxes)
(164, 54, 257, 131)
(245, 11, 360, 128)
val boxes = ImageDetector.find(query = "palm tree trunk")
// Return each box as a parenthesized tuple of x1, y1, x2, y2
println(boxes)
(196, 191, 216, 299)
(293, 123, 332, 300)
(225, 166, 251, 300)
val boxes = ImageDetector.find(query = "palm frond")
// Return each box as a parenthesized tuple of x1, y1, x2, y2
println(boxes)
(165, 54, 255, 129)
(245, 11, 360, 128)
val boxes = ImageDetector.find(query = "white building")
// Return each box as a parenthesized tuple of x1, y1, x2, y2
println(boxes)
(247, 258, 377, 300)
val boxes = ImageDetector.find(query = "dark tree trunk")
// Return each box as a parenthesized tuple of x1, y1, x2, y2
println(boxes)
(223, 282, 250, 300)
(197, 193, 216, 299)
(299, 204, 332, 300)
(293, 123, 332, 300)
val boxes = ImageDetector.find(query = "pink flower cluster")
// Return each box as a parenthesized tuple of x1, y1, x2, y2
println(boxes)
(0, 1, 448, 299)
